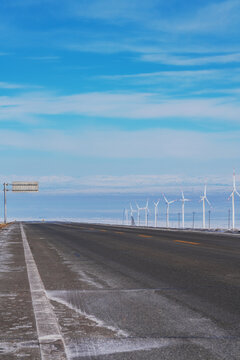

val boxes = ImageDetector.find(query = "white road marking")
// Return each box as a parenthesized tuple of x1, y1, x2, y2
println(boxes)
(20, 223, 68, 360)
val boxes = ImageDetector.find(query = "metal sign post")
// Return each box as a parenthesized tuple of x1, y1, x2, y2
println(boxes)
(3, 181, 39, 223)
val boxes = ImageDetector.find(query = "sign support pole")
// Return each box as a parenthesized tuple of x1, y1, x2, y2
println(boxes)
(3, 183, 7, 224)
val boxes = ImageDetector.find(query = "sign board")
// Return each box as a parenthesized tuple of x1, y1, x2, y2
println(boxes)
(12, 181, 39, 192)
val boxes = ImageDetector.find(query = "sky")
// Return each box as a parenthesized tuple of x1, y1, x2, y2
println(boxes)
(0, 0, 240, 193)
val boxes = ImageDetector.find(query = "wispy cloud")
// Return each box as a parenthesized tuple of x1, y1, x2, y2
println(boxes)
(26, 56, 60, 61)
(165, 0, 240, 34)
(5, 0, 58, 7)
(43, 173, 235, 194)
(141, 52, 240, 66)
(0, 82, 27, 89)
(62, 174, 234, 192)
(98, 69, 235, 96)
(0, 128, 239, 162)
(0, 172, 234, 194)
(0, 0, 239, 61)
(69, 0, 156, 23)
(100, 70, 217, 80)
(193, 87, 240, 96)
(1, 91, 240, 123)
(69, 0, 240, 37)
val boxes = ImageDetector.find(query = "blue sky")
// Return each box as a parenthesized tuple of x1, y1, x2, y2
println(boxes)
(1, 0, 240, 193)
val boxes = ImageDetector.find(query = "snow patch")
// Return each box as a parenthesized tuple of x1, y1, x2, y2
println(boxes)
(68, 338, 171, 358)
(0, 340, 39, 354)
(47, 291, 128, 338)
(0, 292, 17, 297)
(0, 228, 14, 273)
(54, 247, 109, 289)
(39, 334, 62, 343)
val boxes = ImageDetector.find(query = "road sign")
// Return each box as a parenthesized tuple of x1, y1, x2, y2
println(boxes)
(12, 181, 39, 192)
(3, 181, 39, 224)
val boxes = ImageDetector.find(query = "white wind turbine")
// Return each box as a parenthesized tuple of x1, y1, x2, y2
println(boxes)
(130, 203, 137, 226)
(124, 208, 129, 225)
(200, 185, 211, 229)
(153, 200, 160, 228)
(163, 194, 176, 228)
(228, 169, 240, 230)
(136, 203, 143, 226)
(143, 200, 149, 226)
(180, 191, 190, 228)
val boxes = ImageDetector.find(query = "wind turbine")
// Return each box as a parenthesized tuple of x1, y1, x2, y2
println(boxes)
(180, 191, 190, 228)
(228, 169, 240, 229)
(143, 200, 149, 226)
(130, 203, 137, 226)
(200, 185, 211, 229)
(122, 208, 125, 225)
(153, 200, 160, 228)
(136, 203, 143, 226)
(163, 194, 176, 228)
(124, 208, 129, 225)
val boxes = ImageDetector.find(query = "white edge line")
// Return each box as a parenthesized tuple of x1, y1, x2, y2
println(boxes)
(20, 223, 69, 360)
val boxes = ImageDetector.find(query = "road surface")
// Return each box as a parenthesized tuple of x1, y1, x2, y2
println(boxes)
(1, 222, 240, 359)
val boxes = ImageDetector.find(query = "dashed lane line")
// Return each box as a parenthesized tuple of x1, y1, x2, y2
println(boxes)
(138, 234, 153, 238)
(174, 240, 200, 245)
(20, 223, 68, 360)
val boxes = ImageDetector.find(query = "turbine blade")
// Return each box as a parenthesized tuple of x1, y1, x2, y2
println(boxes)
(206, 197, 211, 206)
(162, 193, 168, 203)
(236, 190, 240, 197)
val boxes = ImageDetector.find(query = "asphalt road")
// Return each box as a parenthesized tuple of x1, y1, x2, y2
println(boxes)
(22, 223, 240, 359)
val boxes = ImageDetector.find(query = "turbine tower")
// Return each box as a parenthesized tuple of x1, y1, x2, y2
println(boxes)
(163, 194, 176, 228)
(153, 200, 160, 228)
(200, 185, 211, 229)
(143, 200, 149, 226)
(180, 191, 190, 228)
(228, 169, 240, 230)
(130, 203, 137, 226)
(125, 208, 129, 225)
(136, 203, 143, 226)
